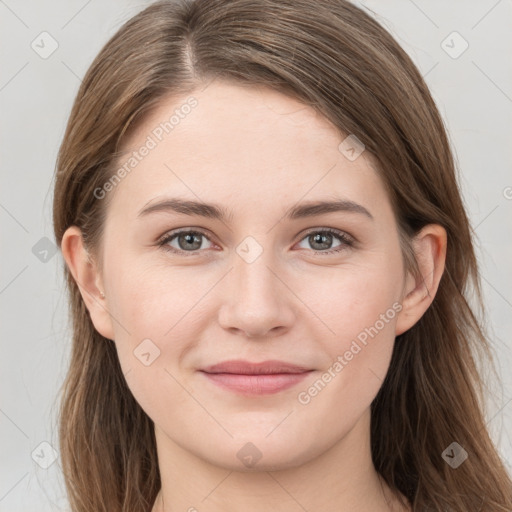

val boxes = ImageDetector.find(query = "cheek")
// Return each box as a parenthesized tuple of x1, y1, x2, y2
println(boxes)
(104, 264, 202, 422)
(105, 232, 403, 375)
(299, 259, 402, 341)
(105, 253, 215, 376)
(298, 253, 403, 389)
(105, 247, 194, 333)
(294, 268, 401, 435)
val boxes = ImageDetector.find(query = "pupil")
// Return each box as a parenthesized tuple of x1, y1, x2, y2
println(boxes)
(311, 233, 331, 250)
(180, 233, 201, 250)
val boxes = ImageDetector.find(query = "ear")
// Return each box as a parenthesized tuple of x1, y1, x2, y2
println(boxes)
(395, 224, 447, 336)
(60, 226, 115, 340)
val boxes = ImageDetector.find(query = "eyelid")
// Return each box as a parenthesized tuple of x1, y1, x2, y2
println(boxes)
(294, 227, 356, 255)
(156, 227, 212, 243)
(298, 226, 356, 244)
(156, 227, 216, 252)
(157, 226, 356, 255)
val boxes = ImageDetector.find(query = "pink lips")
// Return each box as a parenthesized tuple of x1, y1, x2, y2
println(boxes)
(199, 360, 314, 395)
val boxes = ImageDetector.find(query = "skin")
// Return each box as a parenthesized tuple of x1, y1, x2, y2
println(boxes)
(62, 81, 446, 512)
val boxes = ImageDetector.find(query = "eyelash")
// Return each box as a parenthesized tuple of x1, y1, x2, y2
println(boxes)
(156, 227, 355, 256)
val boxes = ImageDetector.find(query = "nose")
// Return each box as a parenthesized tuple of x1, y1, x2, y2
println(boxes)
(217, 249, 296, 339)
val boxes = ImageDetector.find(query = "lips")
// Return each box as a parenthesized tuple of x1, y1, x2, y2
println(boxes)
(201, 359, 312, 375)
(199, 359, 314, 395)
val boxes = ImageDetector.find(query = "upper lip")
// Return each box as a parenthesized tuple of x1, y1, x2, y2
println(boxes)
(200, 359, 313, 375)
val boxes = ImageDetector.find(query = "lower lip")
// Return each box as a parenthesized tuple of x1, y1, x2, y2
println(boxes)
(200, 371, 313, 395)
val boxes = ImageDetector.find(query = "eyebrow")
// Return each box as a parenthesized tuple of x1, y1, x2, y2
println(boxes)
(137, 197, 374, 222)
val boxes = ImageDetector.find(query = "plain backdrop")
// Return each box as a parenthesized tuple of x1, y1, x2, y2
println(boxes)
(1, 1, 511, 510)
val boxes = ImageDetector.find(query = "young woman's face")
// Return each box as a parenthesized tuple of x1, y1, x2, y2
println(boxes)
(97, 81, 409, 470)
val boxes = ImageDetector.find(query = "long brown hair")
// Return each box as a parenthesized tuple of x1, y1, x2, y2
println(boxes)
(52, 0, 512, 510)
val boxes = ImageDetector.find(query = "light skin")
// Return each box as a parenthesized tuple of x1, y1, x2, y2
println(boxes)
(61, 81, 446, 512)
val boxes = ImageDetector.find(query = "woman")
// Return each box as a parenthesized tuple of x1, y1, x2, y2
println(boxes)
(52, 0, 512, 511)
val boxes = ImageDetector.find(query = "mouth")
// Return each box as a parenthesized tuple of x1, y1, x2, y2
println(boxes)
(199, 359, 314, 395)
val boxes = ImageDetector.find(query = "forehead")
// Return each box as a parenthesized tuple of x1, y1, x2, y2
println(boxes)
(106, 81, 388, 220)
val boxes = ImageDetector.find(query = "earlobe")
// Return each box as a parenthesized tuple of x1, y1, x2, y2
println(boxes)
(60, 226, 115, 340)
(395, 224, 447, 336)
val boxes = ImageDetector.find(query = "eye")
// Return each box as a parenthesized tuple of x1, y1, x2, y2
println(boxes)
(157, 227, 355, 256)
(295, 228, 354, 255)
(158, 229, 214, 254)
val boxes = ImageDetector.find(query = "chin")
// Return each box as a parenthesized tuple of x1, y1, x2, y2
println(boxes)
(198, 433, 316, 472)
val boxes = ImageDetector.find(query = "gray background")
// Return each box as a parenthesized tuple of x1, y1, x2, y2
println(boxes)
(1, 1, 511, 510)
